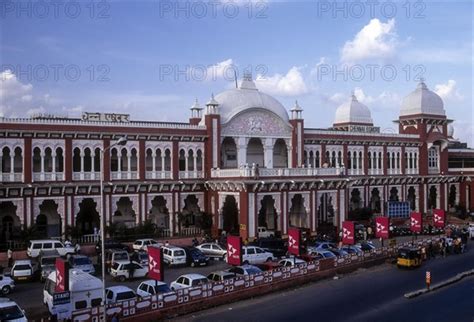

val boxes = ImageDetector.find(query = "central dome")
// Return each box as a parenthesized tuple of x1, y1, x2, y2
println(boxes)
(333, 94, 373, 126)
(211, 76, 290, 124)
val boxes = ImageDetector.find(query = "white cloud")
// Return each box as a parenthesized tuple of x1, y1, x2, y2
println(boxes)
(255, 66, 308, 96)
(434, 80, 464, 101)
(340, 19, 398, 64)
(188, 59, 235, 82)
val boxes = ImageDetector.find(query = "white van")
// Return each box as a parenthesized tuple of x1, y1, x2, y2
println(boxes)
(27, 240, 75, 258)
(43, 269, 103, 320)
(162, 246, 187, 266)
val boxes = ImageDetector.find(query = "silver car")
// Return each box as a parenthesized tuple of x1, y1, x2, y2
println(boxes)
(195, 243, 227, 259)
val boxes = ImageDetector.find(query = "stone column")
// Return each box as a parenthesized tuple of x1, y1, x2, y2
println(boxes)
(152, 151, 156, 179)
(40, 150, 45, 181)
(52, 151, 57, 180)
(264, 138, 274, 169)
(237, 137, 247, 167)
(117, 150, 122, 179)
(127, 154, 132, 179)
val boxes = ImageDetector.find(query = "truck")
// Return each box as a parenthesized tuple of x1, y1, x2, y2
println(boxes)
(43, 269, 103, 320)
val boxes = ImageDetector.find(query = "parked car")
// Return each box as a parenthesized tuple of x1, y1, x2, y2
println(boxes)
(341, 246, 364, 256)
(110, 261, 148, 282)
(328, 248, 349, 257)
(278, 258, 306, 267)
(207, 271, 236, 282)
(356, 242, 376, 251)
(162, 246, 187, 267)
(307, 249, 336, 260)
(227, 265, 263, 276)
(251, 238, 287, 258)
(104, 249, 130, 272)
(312, 241, 337, 250)
(10, 260, 39, 282)
(131, 251, 149, 266)
(183, 247, 209, 267)
(105, 286, 137, 304)
(0, 275, 15, 295)
(38, 250, 61, 282)
(27, 240, 75, 258)
(237, 246, 275, 265)
(132, 239, 161, 252)
(257, 226, 275, 238)
(136, 280, 171, 298)
(170, 274, 208, 291)
(0, 298, 27, 322)
(68, 255, 95, 275)
(195, 243, 227, 259)
(95, 239, 129, 254)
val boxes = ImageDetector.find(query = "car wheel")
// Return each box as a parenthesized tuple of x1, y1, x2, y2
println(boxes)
(2, 285, 11, 295)
(119, 275, 126, 282)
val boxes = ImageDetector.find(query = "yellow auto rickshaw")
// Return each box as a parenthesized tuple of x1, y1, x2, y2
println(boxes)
(397, 247, 422, 269)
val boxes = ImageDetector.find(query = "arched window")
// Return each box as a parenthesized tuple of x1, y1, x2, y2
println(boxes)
(33, 147, 41, 172)
(347, 151, 352, 169)
(44, 147, 53, 172)
(179, 149, 186, 171)
(110, 148, 118, 172)
(164, 149, 171, 171)
(396, 152, 400, 169)
(428, 147, 439, 169)
(56, 147, 64, 172)
(94, 148, 101, 172)
(130, 148, 138, 172)
(368, 152, 372, 169)
(2, 147, 11, 173)
(197, 149, 203, 171)
(120, 148, 128, 171)
(156, 149, 162, 171)
(188, 150, 194, 171)
(83, 148, 92, 172)
(331, 151, 336, 167)
(146, 148, 153, 171)
(304, 150, 308, 167)
(13, 147, 23, 173)
(338, 151, 342, 167)
(358, 151, 363, 169)
(73, 148, 81, 172)
(387, 152, 391, 169)
(378, 152, 382, 169)
(315, 151, 320, 168)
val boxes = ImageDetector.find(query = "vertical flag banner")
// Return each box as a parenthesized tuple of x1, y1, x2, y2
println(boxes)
(410, 212, 423, 233)
(226, 236, 242, 266)
(288, 227, 301, 256)
(148, 246, 164, 281)
(433, 209, 445, 228)
(342, 221, 355, 245)
(375, 217, 390, 239)
(55, 258, 69, 292)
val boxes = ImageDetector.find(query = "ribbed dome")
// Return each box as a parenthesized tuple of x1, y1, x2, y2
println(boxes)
(203, 77, 289, 124)
(333, 94, 373, 126)
(400, 81, 445, 117)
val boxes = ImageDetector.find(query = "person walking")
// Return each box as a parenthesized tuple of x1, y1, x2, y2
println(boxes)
(128, 260, 135, 280)
(7, 248, 13, 268)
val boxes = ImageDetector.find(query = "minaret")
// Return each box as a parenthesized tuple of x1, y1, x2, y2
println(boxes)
(204, 94, 221, 176)
(289, 100, 304, 168)
(189, 99, 203, 125)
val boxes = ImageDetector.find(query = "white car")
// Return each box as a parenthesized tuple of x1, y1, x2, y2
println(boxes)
(68, 255, 95, 275)
(195, 243, 227, 259)
(227, 265, 263, 276)
(27, 240, 75, 258)
(170, 274, 208, 291)
(132, 239, 161, 251)
(11, 260, 39, 282)
(238, 246, 275, 265)
(105, 286, 137, 304)
(110, 260, 148, 282)
(257, 226, 275, 238)
(136, 280, 171, 298)
(0, 298, 27, 322)
(0, 275, 15, 295)
(278, 258, 306, 267)
(162, 246, 187, 267)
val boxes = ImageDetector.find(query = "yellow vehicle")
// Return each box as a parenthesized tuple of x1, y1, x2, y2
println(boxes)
(397, 247, 422, 268)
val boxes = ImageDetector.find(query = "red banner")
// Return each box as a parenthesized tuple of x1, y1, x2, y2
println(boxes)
(226, 236, 242, 266)
(433, 209, 445, 228)
(55, 258, 69, 292)
(342, 221, 355, 245)
(288, 227, 301, 256)
(410, 212, 423, 233)
(148, 246, 163, 281)
(375, 217, 390, 239)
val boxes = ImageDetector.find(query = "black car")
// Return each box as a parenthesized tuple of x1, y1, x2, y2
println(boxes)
(95, 239, 130, 255)
(250, 238, 287, 258)
(183, 247, 209, 267)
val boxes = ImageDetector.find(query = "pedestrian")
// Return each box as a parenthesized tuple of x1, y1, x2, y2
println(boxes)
(165, 240, 170, 247)
(7, 248, 13, 268)
(128, 260, 135, 279)
(367, 226, 373, 239)
(421, 246, 426, 261)
(427, 242, 433, 259)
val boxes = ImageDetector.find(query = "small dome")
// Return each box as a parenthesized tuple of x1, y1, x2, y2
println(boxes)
(204, 76, 289, 124)
(400, 81, 445, 117)
(333, 94, 373, 126)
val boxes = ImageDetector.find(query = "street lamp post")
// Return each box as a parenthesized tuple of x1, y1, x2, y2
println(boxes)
(99, 136, 127, 321)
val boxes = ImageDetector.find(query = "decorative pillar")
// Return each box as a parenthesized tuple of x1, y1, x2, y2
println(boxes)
(264, 138, 274, 169)
(237, 137, 247, 166)
(52, 151, 57, 180)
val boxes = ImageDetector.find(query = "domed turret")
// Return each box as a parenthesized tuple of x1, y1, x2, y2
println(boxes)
(400, 80, 445, 117)
(333, 94, 373, 127)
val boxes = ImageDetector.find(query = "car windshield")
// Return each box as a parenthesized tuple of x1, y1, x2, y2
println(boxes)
(112, 263, 120, 270)
(41, 258, 57, 266)
(153, 284, 171, 294)
(0, 305, 24, 320)
(174, 250, 185, 256)
(115, 253, 128, 260)
(116, 291, 135, 301)
(14, 265, 31, 270)
(74, 257, 92, 266)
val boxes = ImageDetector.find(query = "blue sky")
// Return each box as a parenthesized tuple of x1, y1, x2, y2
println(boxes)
(1, 0, 472, 144)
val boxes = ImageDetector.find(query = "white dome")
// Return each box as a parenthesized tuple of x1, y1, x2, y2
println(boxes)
(400, 81, 445, 117)
(333, 94, 373, 125)
(206, 77, 289, 124)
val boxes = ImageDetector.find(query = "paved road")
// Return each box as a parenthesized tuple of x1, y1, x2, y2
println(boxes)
(175, 242, 474, 322)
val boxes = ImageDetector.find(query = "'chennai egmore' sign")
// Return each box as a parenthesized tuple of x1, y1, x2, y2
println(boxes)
(82, 112, 130, 123)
